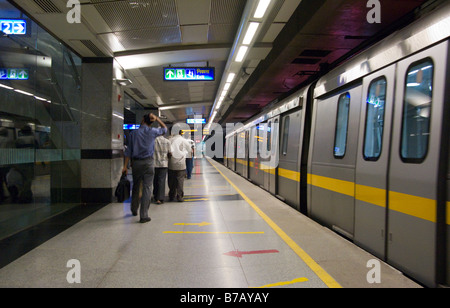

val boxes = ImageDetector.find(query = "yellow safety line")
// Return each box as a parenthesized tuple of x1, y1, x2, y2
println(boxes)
(255, 277, 309, 288)
(164, 231, 265, 234)
(210, 160, 342, 288)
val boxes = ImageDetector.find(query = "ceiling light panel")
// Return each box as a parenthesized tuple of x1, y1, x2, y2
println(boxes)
(254, 0, 271, 18)
(227, 73, 236, 83)
(242, 22, 260, 45)
(235, 46, 248, 62)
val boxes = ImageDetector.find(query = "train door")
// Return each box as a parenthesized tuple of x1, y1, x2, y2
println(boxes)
(262, 121, 270, 191)
(262, 117, 279, 194)
(249, 125, 261, 184)
(354, 65, 395, 258)
(236, 131, 246, 176)
(243, 129, 249, 179)
(226, 134, 236, 171)
(446, 128, 450, 286)
(231, 134, 237, 171)
(223, 137, 230, 167)
(387, 42, 448, 287)
(310, 84, 362, 237)
(278, 111, 302, 210)
(270, 117, 279, 194)
(225, 136, 231, 168)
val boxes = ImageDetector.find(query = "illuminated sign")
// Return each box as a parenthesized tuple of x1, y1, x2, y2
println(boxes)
(0, 68, 29, 80)
(164, 67, 214, 81)
(187, 119, 206, 124)
(123, 124, 140, 130)
(0, 19, 27, 35)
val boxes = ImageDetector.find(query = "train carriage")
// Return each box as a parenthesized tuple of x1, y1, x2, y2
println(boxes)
(224, 2, 450, 287)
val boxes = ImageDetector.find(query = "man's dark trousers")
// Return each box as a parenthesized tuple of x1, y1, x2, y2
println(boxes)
(131, 157, 155, 219)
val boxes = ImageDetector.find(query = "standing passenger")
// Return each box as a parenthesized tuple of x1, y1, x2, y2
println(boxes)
(153, 134, 171, 204)
(122, 113, 167, 223)
(185, 139, 195, 179)
(168, 128, 191, 202)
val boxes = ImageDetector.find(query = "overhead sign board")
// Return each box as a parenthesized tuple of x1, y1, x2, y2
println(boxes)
(123, 124, 140, 130)
(0, 68, 29, 80)
(0, 19, 27, 35)
(187, 118, 206, 124)
(164, 67, 215, 81)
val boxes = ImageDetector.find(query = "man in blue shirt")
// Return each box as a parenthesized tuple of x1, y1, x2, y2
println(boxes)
(122, 113, 167, 223)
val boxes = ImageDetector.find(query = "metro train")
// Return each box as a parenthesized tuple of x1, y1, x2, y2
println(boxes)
(224, 3, 450, 288)
(0, 113, 51, 150)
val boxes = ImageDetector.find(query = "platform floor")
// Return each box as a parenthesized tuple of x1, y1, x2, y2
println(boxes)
(0, 158, 421, 288)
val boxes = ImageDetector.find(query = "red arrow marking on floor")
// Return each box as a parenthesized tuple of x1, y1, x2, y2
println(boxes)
(223, 249, 279, 258)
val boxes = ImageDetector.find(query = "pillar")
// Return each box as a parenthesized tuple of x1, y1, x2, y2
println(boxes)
(80, 58, 124, 204)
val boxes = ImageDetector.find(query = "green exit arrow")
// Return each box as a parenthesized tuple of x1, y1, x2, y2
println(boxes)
(166, 69, 175, 79)
(18, 69, 28, 79)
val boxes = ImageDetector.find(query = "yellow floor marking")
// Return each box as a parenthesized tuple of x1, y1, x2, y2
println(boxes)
(163, 231, 265, 234)
(184, 198, 209, 202)
(210, 160, 342, 288)
(173, 222, 212, 227)
(255, 277, 309, 288)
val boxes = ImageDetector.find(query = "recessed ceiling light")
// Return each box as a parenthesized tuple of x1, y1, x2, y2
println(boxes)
(243, 22, 260, 45)
(254, 0, 271, 18)
(235, 46, 248, 63)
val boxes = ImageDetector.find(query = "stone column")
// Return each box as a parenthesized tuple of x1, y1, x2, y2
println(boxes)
(80, 58, 124, 204)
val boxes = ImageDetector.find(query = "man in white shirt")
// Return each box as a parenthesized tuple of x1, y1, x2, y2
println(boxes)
(153, 134, 171, 204)
(168, 127, 192, 202)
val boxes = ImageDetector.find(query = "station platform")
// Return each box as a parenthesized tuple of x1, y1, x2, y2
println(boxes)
(0, 158, 421, 289)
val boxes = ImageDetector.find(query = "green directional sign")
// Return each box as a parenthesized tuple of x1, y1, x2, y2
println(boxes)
(164, 67, 215, 81)
(165, 69, 176, 80)
(0, 68, 29, 80)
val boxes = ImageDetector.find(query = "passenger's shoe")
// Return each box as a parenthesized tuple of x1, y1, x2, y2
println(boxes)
(139, 217, 151, 223)
(132, 211, 138, 216)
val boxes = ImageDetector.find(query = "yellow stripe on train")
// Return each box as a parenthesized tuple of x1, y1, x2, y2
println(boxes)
(234, 159, 444, 225)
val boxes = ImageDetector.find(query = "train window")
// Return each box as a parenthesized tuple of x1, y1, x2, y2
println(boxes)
(401, 59, 434, 163)
(363, 77, 387, 161)
(334, 93, 351, 158)
(267, 121, 272, 152)
(282, 116, 290, 156)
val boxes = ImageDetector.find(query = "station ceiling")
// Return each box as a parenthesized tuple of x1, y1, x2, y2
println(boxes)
(11, 0, 430, 125)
